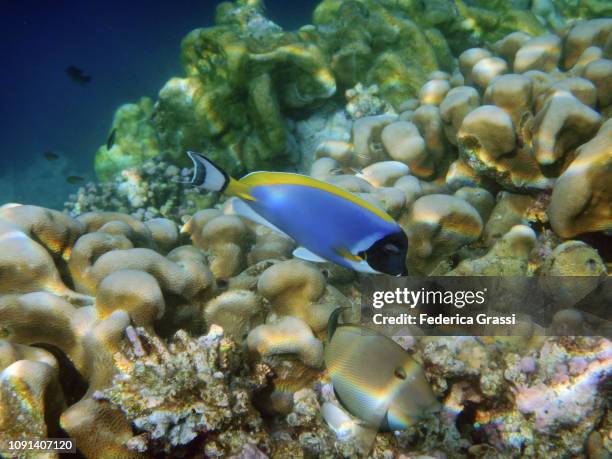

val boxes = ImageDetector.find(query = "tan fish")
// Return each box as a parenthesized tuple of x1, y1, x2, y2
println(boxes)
(325, 308, 439, 430)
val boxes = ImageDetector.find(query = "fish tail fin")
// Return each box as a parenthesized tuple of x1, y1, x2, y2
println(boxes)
(226, 179, 256, 201)
(185, 151, 255, 200)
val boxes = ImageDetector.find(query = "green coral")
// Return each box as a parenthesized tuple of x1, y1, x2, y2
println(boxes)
(153, 0, 335, 175)
(92, 0, 607, 180)
(553, 0, 612, 19)
(95, 0, 334, 179)
(313, 0, 454, 108)
(94, 97, 160, 181)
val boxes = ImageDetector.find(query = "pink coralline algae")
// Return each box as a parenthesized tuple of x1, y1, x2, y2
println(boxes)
(515, 338, 611, 432)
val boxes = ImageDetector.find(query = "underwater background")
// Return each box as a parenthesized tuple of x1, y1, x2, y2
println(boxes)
(0, 0, 611, 458)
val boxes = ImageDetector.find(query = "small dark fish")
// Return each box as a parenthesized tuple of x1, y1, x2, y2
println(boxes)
(66, 175, 85, 185)
(43, 151, 59, 161)
(66, 65, 91, 84)
(106, 128, 117, 150)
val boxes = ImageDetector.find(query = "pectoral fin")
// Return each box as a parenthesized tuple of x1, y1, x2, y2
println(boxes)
(334, 247, 380, 274)
(293, 247, 327, 263)
(335, 247, 363, 262)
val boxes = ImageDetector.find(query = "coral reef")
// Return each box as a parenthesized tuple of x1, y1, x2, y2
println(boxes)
(94, 97, 160, 181)
(65, 159, 214, 222)
(0, 202, 358, 457)
(308, 17, 612, 261)
(3, 178, 611, 459)
(90, 0, 610, 183)
(96, 0, 335, 179)
(4, 2, 612, 458)
(95, 326, 271, 456)
(418, 335, 612, 457)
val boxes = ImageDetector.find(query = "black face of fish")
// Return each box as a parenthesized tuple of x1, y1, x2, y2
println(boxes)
(360, 230, 409, 276)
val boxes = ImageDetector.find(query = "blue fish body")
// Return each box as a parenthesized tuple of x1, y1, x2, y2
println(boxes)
(245, 179, 399, 270)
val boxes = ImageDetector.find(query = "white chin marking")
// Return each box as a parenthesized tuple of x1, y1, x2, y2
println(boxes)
(350, 259, 382, 274)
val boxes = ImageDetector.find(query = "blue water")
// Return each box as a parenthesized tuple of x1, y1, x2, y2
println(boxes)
(0, 0, 318, 208)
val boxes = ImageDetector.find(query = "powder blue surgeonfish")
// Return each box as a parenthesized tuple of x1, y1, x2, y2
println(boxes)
(184, 152, 409, 276)
(325, 308, 440, 431)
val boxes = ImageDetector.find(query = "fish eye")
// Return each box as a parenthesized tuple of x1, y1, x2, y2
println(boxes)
(384, 244, 400, 254)
(394, 367, 407, 380)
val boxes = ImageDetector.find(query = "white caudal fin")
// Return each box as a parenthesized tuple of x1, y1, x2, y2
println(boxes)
(184, 151, 229, 192)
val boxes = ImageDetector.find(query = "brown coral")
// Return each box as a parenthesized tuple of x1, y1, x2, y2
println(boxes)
(247, 316, 324, 369)
(547, 119, 612, 237)
(0, 342, 65, 454)
(256, 259, 352, 333)
(400, 194, 483, 275)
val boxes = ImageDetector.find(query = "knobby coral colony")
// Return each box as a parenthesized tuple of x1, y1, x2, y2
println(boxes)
(3, 0, 612, 457)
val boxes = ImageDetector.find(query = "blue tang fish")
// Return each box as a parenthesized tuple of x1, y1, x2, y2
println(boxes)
(184, 152, 408, 276)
